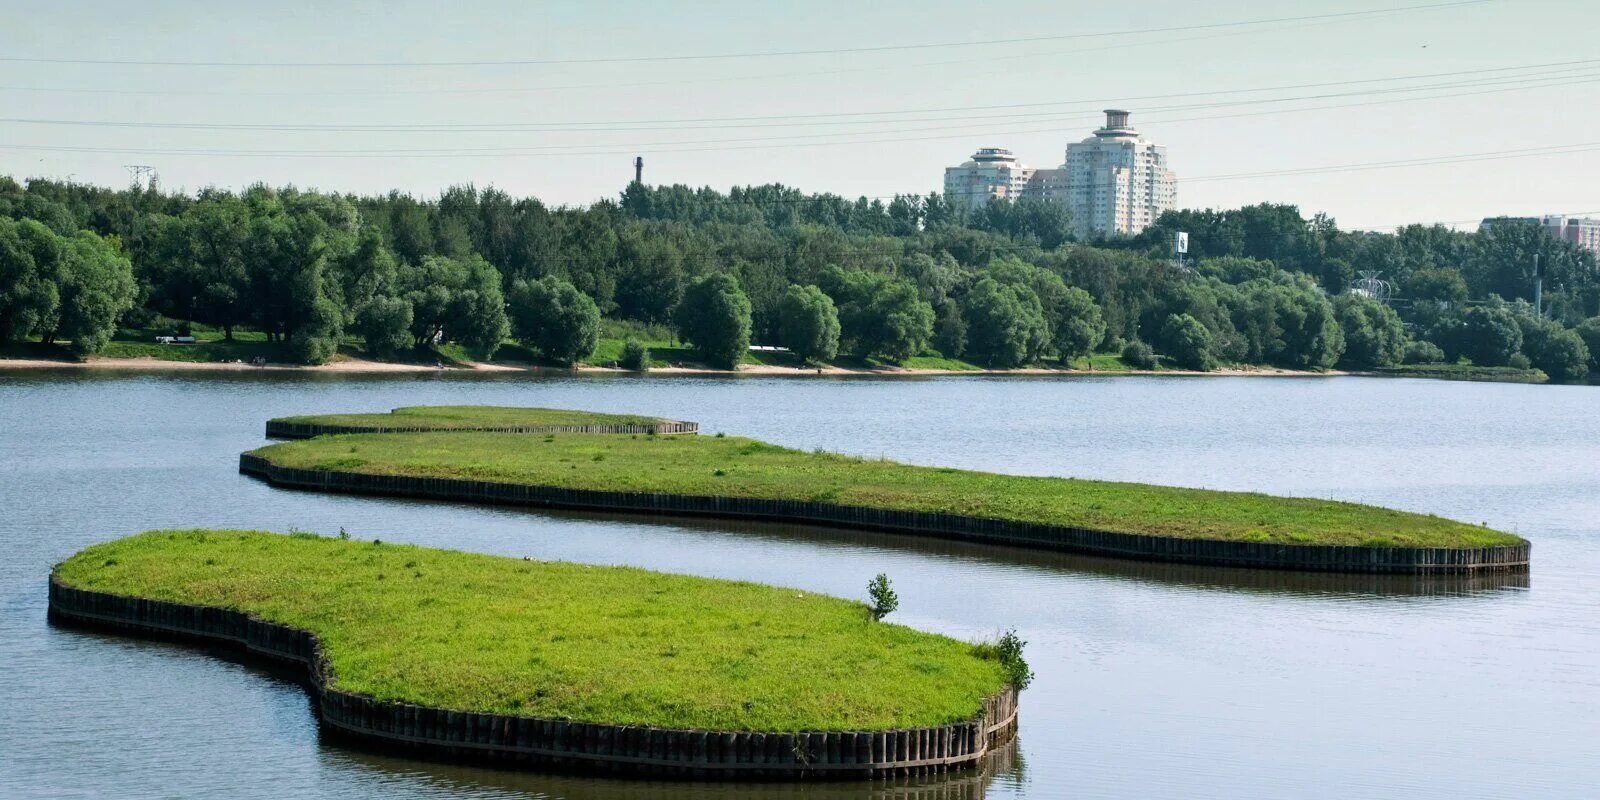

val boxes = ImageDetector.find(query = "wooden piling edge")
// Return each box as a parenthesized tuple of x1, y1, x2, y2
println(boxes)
(265, 418, 699, 440)
(238, 453, 1530, 575)
(47, 575, 1017, 780)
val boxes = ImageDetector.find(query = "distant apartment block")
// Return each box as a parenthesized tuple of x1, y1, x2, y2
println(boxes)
(943, 148, 1036, 211)
(942, 110, 1176, 237)
(1479, 215, 1600, 258)
(1060, 110, 1177, 238)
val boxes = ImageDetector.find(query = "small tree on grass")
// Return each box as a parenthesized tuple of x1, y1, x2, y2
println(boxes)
(619, 337, 650, 371)
(867, 573, 898, 621)
(1121, 339, 1157, 370)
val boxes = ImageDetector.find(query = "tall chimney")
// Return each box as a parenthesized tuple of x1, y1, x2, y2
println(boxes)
(633, 156, 643, 184)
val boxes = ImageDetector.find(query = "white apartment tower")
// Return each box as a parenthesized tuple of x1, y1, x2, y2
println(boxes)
(943, 147, 1036, 212)
(1060, 110, 1176, 238)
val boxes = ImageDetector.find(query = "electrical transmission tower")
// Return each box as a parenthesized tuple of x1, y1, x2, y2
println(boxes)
(123, 165, 157, 191)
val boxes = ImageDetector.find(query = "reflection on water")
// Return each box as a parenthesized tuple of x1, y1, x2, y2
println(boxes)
(3, 370, 1598, 800)
(321, 735, 1022, 800)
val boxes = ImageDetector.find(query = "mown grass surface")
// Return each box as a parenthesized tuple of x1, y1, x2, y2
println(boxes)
(252, 431, 1523, 548)
(57, 530, 1007, 731)
(271, 405, 675, 430)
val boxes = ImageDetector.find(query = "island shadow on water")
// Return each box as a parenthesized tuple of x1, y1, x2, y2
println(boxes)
(292, 490, 1531, 600)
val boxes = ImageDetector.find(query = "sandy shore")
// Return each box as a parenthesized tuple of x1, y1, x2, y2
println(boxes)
(0, 355, 1341, 379)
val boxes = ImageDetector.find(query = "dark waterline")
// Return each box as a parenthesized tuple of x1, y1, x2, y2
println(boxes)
(2, 370, 1597, 799)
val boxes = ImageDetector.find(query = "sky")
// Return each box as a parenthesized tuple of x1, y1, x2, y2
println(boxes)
(1, 0, 1595, 230)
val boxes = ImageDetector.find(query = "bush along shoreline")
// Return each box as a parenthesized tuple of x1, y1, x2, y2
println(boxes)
(50, 530, 1021, 780)
(241, 415, 1530, 574)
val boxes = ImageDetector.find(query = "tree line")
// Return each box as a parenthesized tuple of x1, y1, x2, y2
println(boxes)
(1, 175, 1596, 381)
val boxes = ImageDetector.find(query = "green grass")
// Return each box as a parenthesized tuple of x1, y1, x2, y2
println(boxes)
(251, 430, 1523, 549)
(56, 529, 1007, 731)
(897, 355, 984, 371)
(1, 336, 281, 364)
(1064, 353, 1144, 372)
(271, 405, 677, 431)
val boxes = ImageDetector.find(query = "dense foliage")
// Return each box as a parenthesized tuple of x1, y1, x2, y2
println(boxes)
(777, 283, 841, 365)
(3, 176, 1597, 379)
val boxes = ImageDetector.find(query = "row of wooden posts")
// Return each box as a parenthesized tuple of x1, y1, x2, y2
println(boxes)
(265, 420, 699, 439)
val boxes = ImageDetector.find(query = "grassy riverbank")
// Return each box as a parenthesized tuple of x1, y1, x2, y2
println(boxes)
(250, 430, 1523, 549)
(56, 529, 1008, 731)
(1368, 364, 1550, 384)
(270, 406, 680, 432)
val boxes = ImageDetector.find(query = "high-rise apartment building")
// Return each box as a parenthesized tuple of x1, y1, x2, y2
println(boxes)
(941, 110, 1176, 237)
(942, 147, 1036, 212)
(1059, 110, 1176, 238)
(1480, 215, 1600, 258)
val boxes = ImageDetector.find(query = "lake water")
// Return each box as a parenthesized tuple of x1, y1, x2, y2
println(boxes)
(2, 370, 1597, 799)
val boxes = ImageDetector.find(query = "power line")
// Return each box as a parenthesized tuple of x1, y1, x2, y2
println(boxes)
(0, 2, 1491, 68)
(3, 68, 1589, 159)
(3, 62, 1593, 135)
(0, 17, 1419, 98)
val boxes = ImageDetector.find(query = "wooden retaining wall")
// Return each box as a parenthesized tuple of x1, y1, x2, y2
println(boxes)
(47, 576, 1018, 780)
(239, 454, 1530, 575)
(265, 419, 699, 440)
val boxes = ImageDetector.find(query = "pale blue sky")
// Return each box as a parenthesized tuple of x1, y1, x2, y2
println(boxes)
(2, 0, 1594, 229)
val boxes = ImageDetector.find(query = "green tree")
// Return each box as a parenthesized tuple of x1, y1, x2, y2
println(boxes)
(1531, 327, 1589, 382)
(1404, 267, 1469, 305)
(1403, 340, 1446, 364)
(861, 280, 934, 363)
(338, 228, 399, 327)
(932, 297, 967, 358)
(52, 231, 136, 356)
(1227, 277, 1344, 369)
(820, 268, 934, 363)
(1335, 294, 1405, 369)
(961, 277, 1048, 368)
(676, 272, 752, 369)
(354, 295, 414, 358)
(1054, 286, 1106, 362)
(866, 573, 898, 621)
(507, 276, 601, 365)
(1575, 317, 1600, 373)
(619, 337, 650, 371)
(1161, 313, 1216, 371)
(1516, 313, 1590, 382)
(1459, 305, 1523, 366)
(0, 218, 62, 344)
(398, 254, 509, 357)
(777, 284, 840, 365)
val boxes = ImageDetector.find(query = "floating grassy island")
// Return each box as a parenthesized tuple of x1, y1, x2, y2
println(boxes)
(51, 530, 1018, 778)
(266, 405, 697, 439)
(242, 412, 1529, 574)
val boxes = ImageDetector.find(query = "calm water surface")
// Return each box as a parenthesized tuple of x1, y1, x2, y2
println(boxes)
(1, 370, 1596, 799)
